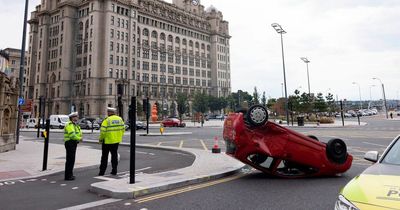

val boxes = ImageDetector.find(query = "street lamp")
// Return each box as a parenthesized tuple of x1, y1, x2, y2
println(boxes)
(15, 0, 29, 144)
(352, 82, 362, 110)
(272, 23, 289, 125)
(372, 77, 388, 119)
(300, 57, 311, 95)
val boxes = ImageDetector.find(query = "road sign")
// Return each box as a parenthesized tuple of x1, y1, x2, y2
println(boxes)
(18, 97, 24, 105)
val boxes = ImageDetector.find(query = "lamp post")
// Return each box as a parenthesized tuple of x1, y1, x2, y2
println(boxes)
(15, 0, 29, 144)
(272, 23, 289, 125)
(352, 82, 362, 110)
(300, 57, 311, 95)
(372, 77, 388, 119)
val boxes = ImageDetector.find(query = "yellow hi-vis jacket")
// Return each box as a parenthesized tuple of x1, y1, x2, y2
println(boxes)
(64, 121, 82, 142)
(99, 115, 125, 144)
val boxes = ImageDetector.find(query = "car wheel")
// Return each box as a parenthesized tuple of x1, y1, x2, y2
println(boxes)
(248, 153, 267, 165)
(247, 105, 268, 127)
(326, 138, 347, 164)
(307, 135, 319, 141)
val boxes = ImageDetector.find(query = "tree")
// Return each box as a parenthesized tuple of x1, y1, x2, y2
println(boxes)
(170, 101, 176, 117)
(261, 91, 267, 107)
(299, 92, 314, 114)
(314, 92, 328, 113)
(208, 95, 220, 113)
(219, 97, 228, 112)
(325, 93, 336, 114)
(177, 93, 189, 122)
(192, 92, 208, 114)
(231, 90, 253, 108)
(267, 98, 277, 110)
(253, 86, 260, 105)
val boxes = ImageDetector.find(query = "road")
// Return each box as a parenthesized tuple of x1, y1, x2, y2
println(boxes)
(0, 142, 194, 210)
(4, 116, 399, 209)
(90, 116, 400, 210)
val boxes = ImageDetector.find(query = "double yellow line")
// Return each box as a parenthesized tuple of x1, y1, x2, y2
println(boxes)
(135, 173, 246, 203)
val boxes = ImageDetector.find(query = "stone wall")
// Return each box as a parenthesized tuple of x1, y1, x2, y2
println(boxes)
(0, 72, 18, 153)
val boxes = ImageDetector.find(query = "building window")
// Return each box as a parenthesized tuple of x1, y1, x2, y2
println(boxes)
(109, 68, 113, 78)
(109, 83, 113, 95)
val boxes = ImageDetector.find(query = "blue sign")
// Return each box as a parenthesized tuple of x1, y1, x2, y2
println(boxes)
(18, 98, 24, 105)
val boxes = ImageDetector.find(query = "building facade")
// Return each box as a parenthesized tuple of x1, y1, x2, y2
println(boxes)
(26, 0, 231, 119)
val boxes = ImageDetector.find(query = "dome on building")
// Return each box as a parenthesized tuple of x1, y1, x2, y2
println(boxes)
(206, 5, 218, 13)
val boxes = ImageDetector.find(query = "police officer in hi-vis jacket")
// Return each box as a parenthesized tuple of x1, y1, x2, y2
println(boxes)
(64, 112, 82, 181)
(98, 107, 125, 176)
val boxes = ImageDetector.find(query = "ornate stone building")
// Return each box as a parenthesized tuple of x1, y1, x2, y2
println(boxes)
(26, 0, 231, 119)
(0, 72, 19, 153)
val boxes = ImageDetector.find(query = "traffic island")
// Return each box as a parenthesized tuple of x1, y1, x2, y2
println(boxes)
(90, 145, 244, 199)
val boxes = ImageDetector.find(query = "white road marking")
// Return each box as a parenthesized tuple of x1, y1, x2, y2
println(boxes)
(60, 184, 67, 186)
(72, 187, 79, 190)
(50, 181, 56, 184)
(363, 142, 387, 147)
(124, 203, 131, 206)
(157, 142, 163, 146)
(41, 179, 47, 181)
(116, 167, 152, 175)
(200, 140, 208, 151)
(94, 176, 117, 181)
(179, 140, 184, 148)
(58, 198, 122, 210)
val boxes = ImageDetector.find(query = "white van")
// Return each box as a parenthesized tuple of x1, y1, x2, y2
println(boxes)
(49, 115, 69, 129)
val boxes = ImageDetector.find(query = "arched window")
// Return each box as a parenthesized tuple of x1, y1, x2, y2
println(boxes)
(207, 45, 210, 51)
(79, 22, 83, 31)
(137, 27, 140, 35)
(175, 37, 180, 44)
(189, 40, 193, 47)
(201, 43, 205, 50)
(151, 30, 158, 39)
(168, 35, 173, 42)
(182, 38, 187, 45)
(143, 28, 149, 36)
(160, 33, 165, 40)
(195, 42, 199, 48)
(85, 20, 89, 29)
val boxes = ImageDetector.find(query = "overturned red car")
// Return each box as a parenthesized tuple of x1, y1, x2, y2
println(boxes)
(223, 105, 353, 178)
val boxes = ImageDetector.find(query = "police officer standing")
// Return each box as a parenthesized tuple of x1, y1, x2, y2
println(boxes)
(99, 107, 125, 176)
(64, 112, 82, 181)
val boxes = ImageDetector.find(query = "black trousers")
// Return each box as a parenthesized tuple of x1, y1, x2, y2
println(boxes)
(65, 140, 78, 179)
(99, 143, 119, 174)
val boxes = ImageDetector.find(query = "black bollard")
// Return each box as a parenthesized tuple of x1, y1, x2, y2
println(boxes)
(42, 119, 50, 171)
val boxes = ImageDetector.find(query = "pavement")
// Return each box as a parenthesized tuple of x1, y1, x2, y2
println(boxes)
(0, 136, 244, 199)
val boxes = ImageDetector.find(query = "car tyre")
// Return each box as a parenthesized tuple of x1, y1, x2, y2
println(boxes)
(247, 105, 268, 127)
(326, 138, 347, 164)
(307, 135, 319, 141)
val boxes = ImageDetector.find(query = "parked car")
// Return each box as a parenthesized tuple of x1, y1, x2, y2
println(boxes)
(335, 136, 400, 210)
(125, 121, 147, 130)
(26, 118, 44, 128)
(77, 118, 100, 130)
(49, 115, 69, 129)
(223, 105, 353, 178)
(162, 118, 186, 127)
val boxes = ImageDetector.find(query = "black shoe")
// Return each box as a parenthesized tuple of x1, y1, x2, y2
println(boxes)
(98, 172, 105, 176)
(111, 170, 117, 175)
(64, 176, 75, 181)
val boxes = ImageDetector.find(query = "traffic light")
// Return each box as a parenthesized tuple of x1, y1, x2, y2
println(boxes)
(143, 99, 148, 113)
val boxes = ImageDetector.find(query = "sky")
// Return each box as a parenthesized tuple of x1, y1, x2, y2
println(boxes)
(1, 0, 399, 101)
